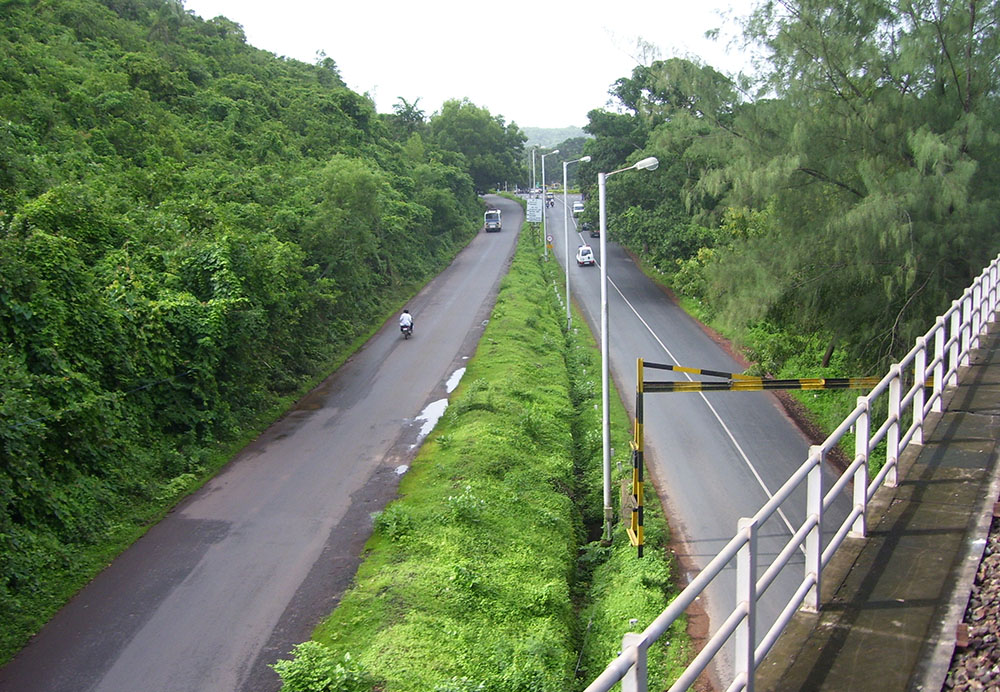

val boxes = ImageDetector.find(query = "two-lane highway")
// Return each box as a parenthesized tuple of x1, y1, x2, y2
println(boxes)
(0, 196, 524, 692)
(544, 193, 849, 679)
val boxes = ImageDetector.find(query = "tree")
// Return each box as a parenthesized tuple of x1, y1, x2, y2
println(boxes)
(387, 96, 426, 139)
(707, 0, 1000, 366)
(429, 99, 526, 191)
(577, 59, 736, 269)
(610, 58, 739, 129)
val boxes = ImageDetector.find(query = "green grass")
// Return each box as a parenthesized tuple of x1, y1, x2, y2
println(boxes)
(274, 214, 689, 691)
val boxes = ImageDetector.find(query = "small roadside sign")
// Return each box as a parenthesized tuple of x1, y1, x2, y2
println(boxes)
(527, 198, 543, 222)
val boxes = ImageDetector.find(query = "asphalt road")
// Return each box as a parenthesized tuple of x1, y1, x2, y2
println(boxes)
(544, 194, 850, 681)
(0, 195, 523, 692)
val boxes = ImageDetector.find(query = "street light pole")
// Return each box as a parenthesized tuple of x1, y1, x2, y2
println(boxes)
(563, 155, 590, 330)
(540, 149, 559, 259)
(598, 156, 659, 543)
(531, 148, 537, 190)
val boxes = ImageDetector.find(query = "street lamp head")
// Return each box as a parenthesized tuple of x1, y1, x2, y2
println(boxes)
(551, 149, 560, 155)
(580, 156, 592, 163)
(634, 156, 659, 171)
(606, 156, 659, 178)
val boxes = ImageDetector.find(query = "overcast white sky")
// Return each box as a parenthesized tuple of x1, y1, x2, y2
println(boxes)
(182, 0, 761, 129)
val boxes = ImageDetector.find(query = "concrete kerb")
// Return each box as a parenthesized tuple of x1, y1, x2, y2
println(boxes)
(911, 332, 1000, 691)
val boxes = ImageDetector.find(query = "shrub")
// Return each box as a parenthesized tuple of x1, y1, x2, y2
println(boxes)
(271, 642, 373, 692)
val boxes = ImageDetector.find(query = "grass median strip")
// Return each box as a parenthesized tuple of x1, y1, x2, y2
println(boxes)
(273, 219, 690, 691)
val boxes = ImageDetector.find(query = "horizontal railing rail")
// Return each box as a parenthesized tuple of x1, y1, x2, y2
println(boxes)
(585, 254, 1000, 692)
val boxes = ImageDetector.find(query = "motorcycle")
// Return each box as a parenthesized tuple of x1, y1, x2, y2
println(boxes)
(400, 323, 413, 339)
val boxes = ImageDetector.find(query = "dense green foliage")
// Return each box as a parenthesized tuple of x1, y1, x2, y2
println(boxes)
(579, 0, 1000, 377)
(0, 0, 525, 661)
(429, 99, 527, 192)
(273, 221, 685, 691)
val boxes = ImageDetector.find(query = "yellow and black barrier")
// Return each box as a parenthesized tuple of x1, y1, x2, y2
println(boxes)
(641, 361, 758, 381)
(628, 360, 897, 557)
(643, 376, 882, 393)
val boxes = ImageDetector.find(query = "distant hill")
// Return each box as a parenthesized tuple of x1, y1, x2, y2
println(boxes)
(523, 126, 590, 148)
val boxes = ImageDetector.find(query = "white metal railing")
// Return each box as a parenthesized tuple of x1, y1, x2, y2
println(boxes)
(585, 254, 1000, 692)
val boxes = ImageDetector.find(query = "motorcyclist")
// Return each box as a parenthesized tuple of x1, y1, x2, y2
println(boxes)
(399, 309, 413, 333)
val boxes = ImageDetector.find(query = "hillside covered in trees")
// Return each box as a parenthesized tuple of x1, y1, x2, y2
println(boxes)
(0, 0, 525, 659)
(569, 0, 1000, 375)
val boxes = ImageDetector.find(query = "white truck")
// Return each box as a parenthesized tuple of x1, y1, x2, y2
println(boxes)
(484, 208, 502, 232)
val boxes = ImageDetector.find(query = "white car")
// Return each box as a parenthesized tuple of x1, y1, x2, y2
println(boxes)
(576, 245, 595, 266)
(572, 201, 585, 215)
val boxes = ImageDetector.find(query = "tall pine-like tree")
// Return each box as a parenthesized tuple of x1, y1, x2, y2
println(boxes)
(707, 0, 1000, 365)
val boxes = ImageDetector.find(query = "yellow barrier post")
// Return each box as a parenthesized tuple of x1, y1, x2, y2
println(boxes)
(627, 358, 645, 557)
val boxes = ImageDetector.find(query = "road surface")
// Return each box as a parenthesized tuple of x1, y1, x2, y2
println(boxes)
(0, 196, 523, 692)
(544, 193, 850, 681)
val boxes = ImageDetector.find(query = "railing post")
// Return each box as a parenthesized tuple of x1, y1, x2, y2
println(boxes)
(961, 292, 972, 367)
(949, 301, 961, 387)
(972, 283, 983, 350)
(933, 317, 945, 413)
(887, 365, 901, 486)
(621, 633, 647, 692)
(851, 398, 870, 538)
(804, 449, 823, 612)
(989, 262, 997, 322)
(913, 337, 926, 445)
(990, 258, 1000, 322)
(736, 517, 758, 692)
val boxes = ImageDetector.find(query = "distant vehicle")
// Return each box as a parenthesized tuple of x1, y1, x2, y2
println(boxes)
(582, 221, 599, 238)
(576, 245, 595, 266)
(484, 208, 502, 232)
(545, 192, 554, 201)
(572, 201, 585, 215)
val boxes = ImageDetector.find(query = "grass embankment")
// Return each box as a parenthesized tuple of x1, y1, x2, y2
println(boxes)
(273, 217, 690, 690)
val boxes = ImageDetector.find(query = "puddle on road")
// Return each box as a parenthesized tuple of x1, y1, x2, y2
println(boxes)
(411, 398, 448, 449)
(446, 367, 466, 393)
(402, 365, 468, 456)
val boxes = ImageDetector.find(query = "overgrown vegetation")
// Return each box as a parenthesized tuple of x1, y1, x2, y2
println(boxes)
(272, 224, 688, 691)
(0, 0, 526, 663)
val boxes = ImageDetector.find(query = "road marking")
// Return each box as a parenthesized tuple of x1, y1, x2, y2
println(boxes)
(599, 263, 800, 541)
